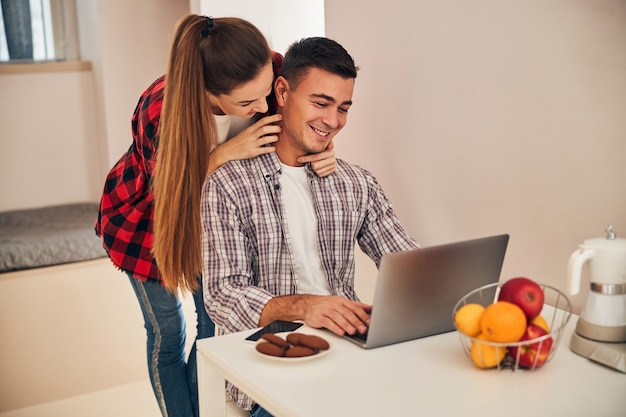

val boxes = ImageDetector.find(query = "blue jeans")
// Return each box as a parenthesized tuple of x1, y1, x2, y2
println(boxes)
(128, 273, 215, 417)
(250, 404, 274, 417)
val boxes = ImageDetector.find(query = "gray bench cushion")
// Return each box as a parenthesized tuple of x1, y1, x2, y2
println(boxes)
(0, 203, 107, 273)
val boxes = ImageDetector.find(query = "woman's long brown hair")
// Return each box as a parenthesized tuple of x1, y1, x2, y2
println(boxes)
(153, 15, 271, 292)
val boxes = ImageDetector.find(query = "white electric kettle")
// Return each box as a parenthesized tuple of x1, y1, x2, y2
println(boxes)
(567, 224, 626, 342)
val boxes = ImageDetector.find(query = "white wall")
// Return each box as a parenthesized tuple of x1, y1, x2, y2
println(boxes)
(197, 0, 324, 54)
(326, 0, 626, 312)
(0, 0, 189, 212)
(0, 68, 100, 212)
(77, 0, 190, 171)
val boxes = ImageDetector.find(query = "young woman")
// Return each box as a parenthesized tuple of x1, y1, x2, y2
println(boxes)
(95, 15, 335, 417)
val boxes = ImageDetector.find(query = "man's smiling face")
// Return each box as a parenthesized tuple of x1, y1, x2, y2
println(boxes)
(275, 67, 354, 165)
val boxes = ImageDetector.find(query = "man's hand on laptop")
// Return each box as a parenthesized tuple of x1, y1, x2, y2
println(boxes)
(260, 294, 371, 336)
(302, 295, 371, 336)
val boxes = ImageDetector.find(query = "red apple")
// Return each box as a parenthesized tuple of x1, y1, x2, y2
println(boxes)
(498, 277, 544, 320)
(509, 323, 553, 369)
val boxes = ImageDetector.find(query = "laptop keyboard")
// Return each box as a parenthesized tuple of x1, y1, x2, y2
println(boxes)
(350, 331, 368, 342)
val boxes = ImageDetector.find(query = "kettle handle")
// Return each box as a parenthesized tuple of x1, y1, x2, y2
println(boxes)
(567, 248, 595, 295)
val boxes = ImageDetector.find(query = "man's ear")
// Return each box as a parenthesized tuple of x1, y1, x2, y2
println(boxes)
(275, 76, 288, 106)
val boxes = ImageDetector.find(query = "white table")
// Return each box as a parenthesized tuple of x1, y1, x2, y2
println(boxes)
(197, 316, 626, 417)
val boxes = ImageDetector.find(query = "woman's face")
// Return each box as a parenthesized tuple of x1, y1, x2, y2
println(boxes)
(209, 61, 274, 118)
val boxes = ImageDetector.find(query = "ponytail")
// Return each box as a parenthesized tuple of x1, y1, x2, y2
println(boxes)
(153, 15, 271, 293)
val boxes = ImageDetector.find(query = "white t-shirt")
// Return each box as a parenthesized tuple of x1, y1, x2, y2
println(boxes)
(214, 114, 254, 144)
(279, 163, 331, 295)
(216, 116, 330, 294)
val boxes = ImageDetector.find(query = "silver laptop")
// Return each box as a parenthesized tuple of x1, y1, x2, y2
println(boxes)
(343, 234, 509, 349)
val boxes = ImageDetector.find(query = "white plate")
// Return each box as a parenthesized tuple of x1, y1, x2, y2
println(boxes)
(254, 334, 332, 363)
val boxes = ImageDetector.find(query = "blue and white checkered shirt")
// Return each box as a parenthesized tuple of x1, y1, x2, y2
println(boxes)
(201, 151, 419, 409)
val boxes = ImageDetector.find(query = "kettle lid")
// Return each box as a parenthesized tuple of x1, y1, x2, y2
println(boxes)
(583, 224, 626, 250)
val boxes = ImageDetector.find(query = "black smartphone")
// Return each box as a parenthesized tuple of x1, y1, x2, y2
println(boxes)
(244, 320, 303, 342)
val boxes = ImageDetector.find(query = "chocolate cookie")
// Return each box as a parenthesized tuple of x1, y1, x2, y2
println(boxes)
(297, 334, 330, 350)
(284, 345, 316, 357)
(256, 341, 285, 357)
(286, 332, 303, 346)
(260, 333, 290, 348)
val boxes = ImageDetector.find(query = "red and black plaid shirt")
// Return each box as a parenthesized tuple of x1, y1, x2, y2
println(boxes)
(95, 53, 282, 282)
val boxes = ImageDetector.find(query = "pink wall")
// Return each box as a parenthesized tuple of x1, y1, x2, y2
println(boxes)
(326, 0, 626, 313)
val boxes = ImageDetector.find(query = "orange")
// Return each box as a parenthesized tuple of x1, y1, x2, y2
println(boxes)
(531, 315, 550, 332)
(454, 303, 485, 337)
(470, 333, 507, 369)
(480, 301, 527, 343)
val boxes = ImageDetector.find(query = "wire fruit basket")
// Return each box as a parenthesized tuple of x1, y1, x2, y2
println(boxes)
(452, 282, 572, 370)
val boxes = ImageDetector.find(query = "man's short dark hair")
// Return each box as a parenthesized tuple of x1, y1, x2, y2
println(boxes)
(280, 37, 358, 89)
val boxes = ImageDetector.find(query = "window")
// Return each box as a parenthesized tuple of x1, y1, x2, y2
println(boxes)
(0, 0, 78, 63)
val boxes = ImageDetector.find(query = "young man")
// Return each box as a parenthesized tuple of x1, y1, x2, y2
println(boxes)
(201, 37, 419, 413)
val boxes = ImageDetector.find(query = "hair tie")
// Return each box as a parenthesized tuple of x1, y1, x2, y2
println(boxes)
(202, 16, 214, 38)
